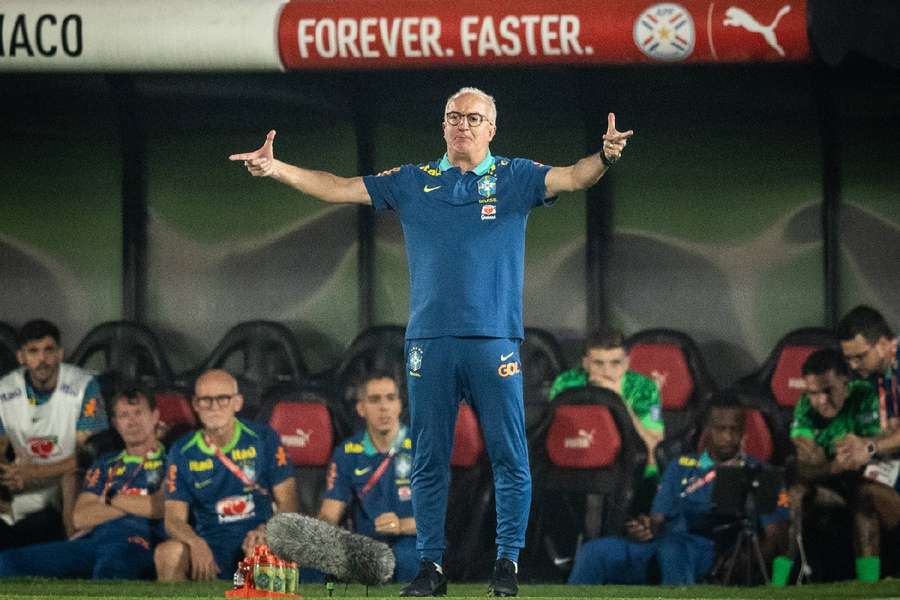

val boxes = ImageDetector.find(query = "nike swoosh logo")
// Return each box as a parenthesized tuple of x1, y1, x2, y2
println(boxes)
(423, 185, 442, 193)
(354, 467, 372, 476)
(194, 479, 213, 489)
(500, 352, 515, 361)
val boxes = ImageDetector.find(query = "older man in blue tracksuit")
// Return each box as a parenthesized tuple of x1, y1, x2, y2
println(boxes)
(231, 86, 633, 597)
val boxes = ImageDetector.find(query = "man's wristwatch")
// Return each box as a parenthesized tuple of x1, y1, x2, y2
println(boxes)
(866, 441, 878, 459)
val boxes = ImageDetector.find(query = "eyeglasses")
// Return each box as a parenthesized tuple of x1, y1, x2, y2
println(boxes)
(445, 111, 492, 127)
(194, 394, 235, 409)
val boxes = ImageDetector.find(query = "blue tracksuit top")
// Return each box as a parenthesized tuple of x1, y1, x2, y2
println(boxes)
(363, 152, 552, 340)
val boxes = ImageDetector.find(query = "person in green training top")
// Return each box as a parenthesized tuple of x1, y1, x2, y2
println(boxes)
(772, 348, 900, 586)
(550, 328, 663, 510)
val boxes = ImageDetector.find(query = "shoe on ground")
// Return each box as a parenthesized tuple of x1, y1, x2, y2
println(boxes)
(399, 560, 447, 597)
(487, 559, 518, 597)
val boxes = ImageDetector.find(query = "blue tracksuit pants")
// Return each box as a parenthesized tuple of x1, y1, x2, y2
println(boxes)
(567, 532, 716, 585)
(0, 535, 155, 579)
(406, 337, 531, 565)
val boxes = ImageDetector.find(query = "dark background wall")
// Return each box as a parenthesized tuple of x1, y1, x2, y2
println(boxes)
(0, 59, 897, 386)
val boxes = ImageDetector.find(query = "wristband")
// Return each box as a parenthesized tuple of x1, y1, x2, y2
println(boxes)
(105, 487, 119, 505)
(600, 150, 617, 168)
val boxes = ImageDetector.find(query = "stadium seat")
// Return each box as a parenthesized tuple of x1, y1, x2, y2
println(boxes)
(524, 386, 647, 580)
(265, 385, 348, 516)
(521, 327, 567, 434)
(692, 405, 777, 464)
(625, 328, 718, 466)
(154, 388, 198, 446)
(333, 325, 407, 428)
(69, 321, 175, 400)
(732, 327, 837, 460)
(445, 402, 494, 580)
(179, 321, 309, 418)
(0, 321, 17, 376)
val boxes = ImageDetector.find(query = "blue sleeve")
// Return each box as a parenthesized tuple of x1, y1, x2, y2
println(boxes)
(323, 447, 354, 504)
(651, 462, 681, 517)
(264, 426, 294, 488)
(362, 165, 412, 212)
(82, 457, 109, 495)
(76, 379, 108, 434)
(164, 448, 192, 503)
(509, 158, 553, 211)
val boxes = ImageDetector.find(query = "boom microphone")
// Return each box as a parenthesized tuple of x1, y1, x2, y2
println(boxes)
(266, 513, 396, 586)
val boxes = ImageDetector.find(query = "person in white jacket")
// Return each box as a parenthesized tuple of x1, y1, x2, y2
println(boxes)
(0, 319, 107, 548)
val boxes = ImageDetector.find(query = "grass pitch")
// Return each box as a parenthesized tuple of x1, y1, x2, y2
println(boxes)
(3, 579, 900, 600)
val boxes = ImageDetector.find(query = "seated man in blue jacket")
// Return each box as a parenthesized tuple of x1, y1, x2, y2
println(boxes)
(568, 396, 788, 585)
(317, 371, 417, 582)
(0, 386, 165, 579)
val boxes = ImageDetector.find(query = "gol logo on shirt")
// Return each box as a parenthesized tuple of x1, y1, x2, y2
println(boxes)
(481, 205, 496, 221)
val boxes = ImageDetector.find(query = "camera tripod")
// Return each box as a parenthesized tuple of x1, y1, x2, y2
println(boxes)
(718, 514, 770, 585)
(717, 482, 770, 586)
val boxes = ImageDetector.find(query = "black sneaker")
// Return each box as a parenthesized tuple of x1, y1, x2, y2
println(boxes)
(399, 561, 447, 597)
(488, 559, 518, 597)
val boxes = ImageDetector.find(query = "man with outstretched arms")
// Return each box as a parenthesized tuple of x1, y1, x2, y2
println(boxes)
(0, 319, 107, 548)
(155, 369, 297, 581)
(231, 87, 633, 597)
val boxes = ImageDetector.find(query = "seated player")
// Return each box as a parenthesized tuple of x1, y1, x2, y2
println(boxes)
(317, 371, 417, 582)
(154, 369, 298, 581)
(0, 386, 165, 579)
(775, 348, 900, 585)
(550, 328, 664, 509)
(568, 396, 787, 585)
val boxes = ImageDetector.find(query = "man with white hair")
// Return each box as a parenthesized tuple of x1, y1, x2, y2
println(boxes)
(230, 87, 634, 596)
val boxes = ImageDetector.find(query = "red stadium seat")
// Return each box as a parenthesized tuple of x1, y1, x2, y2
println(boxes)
(269, 402, 334, 468)
(265, 386, 346, 516)
(733, 327, 837, 463)
(524, 386, 647, 579)
(626, 329, 718, 440)
(154, 389, 196, 445)
(450, 402, 484, 467)
(696, 407, 774, 463)
(545, 405, 621, 469)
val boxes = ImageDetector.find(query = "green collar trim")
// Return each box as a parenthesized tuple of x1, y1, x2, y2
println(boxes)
(361, 426, 408, 456)
(116, 445, 165, 464)
(438, 151, 494, 175)
(191, 419, 254, 455)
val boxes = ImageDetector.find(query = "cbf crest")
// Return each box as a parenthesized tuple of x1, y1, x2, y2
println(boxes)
(408, 346, 423, 378)
(394, 453, 412, 480)
(477, 175, 496, 198)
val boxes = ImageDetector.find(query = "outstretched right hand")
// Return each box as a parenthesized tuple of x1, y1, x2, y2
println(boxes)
(229, 130, 277, 177)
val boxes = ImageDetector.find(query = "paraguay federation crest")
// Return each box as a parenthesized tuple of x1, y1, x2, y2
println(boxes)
(633, 3, 695, 62)
(477, 175, 497, 198)
(408, 346, 423, 377)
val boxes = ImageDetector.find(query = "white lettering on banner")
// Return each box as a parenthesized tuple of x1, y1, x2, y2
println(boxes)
(0, 13, 82, 58)
(460, 15, 585, 58)
(297, 17, 445, 59)
(294, 14, 588, 61)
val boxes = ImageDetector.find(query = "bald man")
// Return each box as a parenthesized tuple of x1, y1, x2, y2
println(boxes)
(154, 370, 297, 581)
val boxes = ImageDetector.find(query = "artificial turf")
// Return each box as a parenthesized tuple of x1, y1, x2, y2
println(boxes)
(3, 579, 900, 600)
